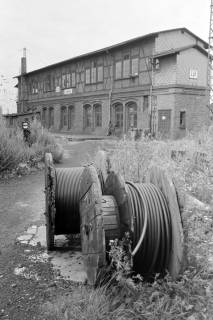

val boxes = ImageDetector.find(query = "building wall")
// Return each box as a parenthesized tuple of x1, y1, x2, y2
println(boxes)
(15, 29, 209, 139)
(176, 48, 208, 87)
(155, 29, 200, 53)
(154, 55, 177, 86)
(173, 90, 210, 139)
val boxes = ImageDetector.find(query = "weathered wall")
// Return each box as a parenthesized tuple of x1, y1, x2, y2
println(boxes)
(173, 90, 210, 139)
(176, 48, 208, 87)
(154, 55, 177, 86)
(155, 29, 199, 53)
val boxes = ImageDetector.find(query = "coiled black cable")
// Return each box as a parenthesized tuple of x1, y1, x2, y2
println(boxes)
(125, 182, 172, 278)
(55, 167, 84, 235)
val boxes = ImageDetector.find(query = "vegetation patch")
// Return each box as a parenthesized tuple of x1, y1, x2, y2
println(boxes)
(42, 126, 213, 320)
(0, 118, 63, 176)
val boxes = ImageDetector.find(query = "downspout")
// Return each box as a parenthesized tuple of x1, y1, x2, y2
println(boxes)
(108, 51, 113, 124)
(149, 53, 154, 135)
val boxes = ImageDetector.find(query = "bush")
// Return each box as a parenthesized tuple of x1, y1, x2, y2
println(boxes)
(0, 118, 63, 173)
(29, 120, 63, 164)
(0, 117, 29, 172)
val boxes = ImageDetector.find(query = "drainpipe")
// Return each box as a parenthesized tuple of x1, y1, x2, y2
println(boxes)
(149, 53, 154, 135)
(108, 51, 113, 124)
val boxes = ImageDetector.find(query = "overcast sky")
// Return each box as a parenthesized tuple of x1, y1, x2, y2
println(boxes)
(0, 0, 210, 113)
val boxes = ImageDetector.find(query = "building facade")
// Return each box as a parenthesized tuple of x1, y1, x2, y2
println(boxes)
(14, 28, 210, 138)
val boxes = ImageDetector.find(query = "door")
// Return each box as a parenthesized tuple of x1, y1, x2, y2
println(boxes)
(158, 109, 171, 138)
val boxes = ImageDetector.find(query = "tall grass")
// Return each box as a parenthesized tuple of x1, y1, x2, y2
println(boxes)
(110, 126, 213, 203)
(0, 118, 63, 173)
(41, 126, 213, 320)
(0, 117, 29, 172)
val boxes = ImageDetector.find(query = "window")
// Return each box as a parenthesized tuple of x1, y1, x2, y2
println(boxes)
(62, 74, 67, 88)
(83, 104, 92, 128)
(94, 104, 102, 127)
(143, 96, 149, 111)
(152, 96, 157, 108)
(68, 106, 75, 129)
(49, 108, 54, 128)
(154, 58, 160, 70)
(32, 81, 38, 94)
(42, 108, 47, 127)
(126, 102, 137, 128)
(66, 74, 71, 88)
(85, 63, 103, 84)
(115, 61, 122, 79)
(56, 75, 61, 88)
(61, 106, 67, 127)
(86, 69, 91, 84)
(123, 55, 130, 78)
(114, 103, 123, 128)
(91, 67, 96, 83)
(180, 111, 186, 129)
(44, 75, 51, 92)
(115, 55, 139, 79)
(97, 66, 103, 82)
(131, 58, 139, 75)
(71, 72, 76, 87)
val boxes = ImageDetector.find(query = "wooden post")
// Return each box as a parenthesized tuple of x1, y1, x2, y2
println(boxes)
(44, 153, 56, 250)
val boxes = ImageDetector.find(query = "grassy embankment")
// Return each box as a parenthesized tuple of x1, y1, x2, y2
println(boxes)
(0, 118, 63, 175)
(43, 126, 213, 320)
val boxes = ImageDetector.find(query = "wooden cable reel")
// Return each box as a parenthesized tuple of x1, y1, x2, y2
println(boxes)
(104, 167, 184, 279)
(79, 165, 120, 285)
(45, 151, 184, 284)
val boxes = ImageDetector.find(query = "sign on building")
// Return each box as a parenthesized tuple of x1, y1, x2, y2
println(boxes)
(64, 88, 73, 95)
(189, 69, 198, 79)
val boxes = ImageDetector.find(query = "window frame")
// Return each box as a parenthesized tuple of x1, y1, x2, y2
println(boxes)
(93, 104, 102, 128)
(85, 61, 104, 85)
(114, 53, 139, 80)
(180, 111, 186, 129)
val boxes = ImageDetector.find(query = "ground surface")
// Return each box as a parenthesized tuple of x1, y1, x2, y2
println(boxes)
(0, 139, 108, 320)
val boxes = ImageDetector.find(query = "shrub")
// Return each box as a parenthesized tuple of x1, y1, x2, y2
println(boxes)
(29, 120, 63, 164)
(0, 118, 63, 173)
(0, 118, 29, 172)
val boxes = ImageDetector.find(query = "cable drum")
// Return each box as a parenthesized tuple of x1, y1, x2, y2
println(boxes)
(54, 167, 84, 235)
(126, 182, 172, 278)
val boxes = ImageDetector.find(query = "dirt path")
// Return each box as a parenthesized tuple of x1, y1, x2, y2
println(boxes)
(0, 140, 108, 320)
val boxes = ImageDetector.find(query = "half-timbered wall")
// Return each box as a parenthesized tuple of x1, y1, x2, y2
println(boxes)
(16, 29, 209, 138)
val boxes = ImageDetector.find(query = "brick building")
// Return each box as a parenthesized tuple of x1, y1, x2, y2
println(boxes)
(14, 28, 210, 138)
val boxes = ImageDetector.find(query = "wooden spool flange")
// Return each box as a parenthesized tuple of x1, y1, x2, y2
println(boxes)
(79, 165, 120, 285)
(146, 166, 184, 278)
(44, 153, 56, 250)
(104, 171, 132, 237)
(94, 150, 111, 192)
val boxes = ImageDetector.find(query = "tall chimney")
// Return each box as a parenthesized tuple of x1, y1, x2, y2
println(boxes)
(21, 48, 27, 74)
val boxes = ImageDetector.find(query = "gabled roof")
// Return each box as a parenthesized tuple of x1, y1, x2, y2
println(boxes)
(153, 44, 208, 59)
(15, 27, 208, 78)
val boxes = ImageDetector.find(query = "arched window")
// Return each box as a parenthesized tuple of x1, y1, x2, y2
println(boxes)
(114, 103, 123, 129)
(83, 104, 92, 128)
(61, 106, 67, 128)
(68, 106, 75, 129)
(94, 104, 102, 128)
(126, 102, 137, 129)
(42, 108, 47, 127)
(49, 107, 54, 128)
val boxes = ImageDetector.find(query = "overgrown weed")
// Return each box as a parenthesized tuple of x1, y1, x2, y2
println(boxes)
(42, 126, 213, 320)
(0, 118, 63, 173)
